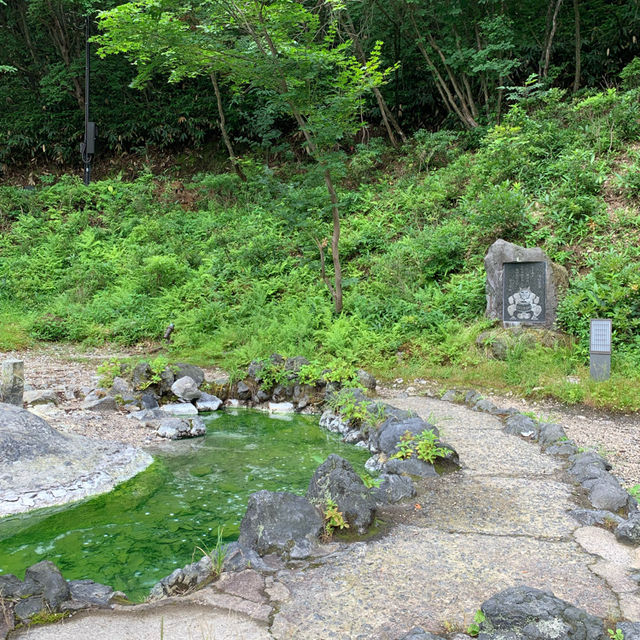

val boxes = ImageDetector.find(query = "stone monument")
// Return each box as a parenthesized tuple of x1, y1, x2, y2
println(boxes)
(0, 359, 24, 406)
(484, 239, 568, 329)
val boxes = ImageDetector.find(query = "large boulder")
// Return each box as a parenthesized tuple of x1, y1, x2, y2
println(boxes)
(477, 585, 604, 640)
(384, 456, 438, 478)
(615, 513, 640, 544)
(371, 474, 416, 504)
(22, 560, 71, 611)
(160, 402, 198, 416)
(356, 369, 377, 391)
(0, 403, 152, 517)
(504, 413, 539, 438)
(568, 451, 630, 512)
(171, 376, 202, 402)
(156, 416, 206, 440)
(284, 356, 309, 374)
(306, 454, 377, 534)
(195, 392, 223, 412)
(109, 377, 136, 404)
(238, 490, 323, 559)
(23, 389, 59, 406)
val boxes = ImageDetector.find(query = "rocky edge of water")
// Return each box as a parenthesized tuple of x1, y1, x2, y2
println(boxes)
(0, 560, 122, 638)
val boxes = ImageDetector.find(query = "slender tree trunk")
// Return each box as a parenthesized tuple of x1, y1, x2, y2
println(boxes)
(343, 12, 406, 147)
(412, 29, 478, 128)
(45, 0, 83, 108)
(210, 72, 246, 182)
(249, 18, 344, 312)
(541, 0, 564, 78)
(573, 0, 581, 92)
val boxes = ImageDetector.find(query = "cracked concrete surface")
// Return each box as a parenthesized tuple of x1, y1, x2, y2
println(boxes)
(10, 395, 640, 639)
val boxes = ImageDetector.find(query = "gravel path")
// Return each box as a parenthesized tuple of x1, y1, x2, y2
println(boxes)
(379, 384, 640, 489)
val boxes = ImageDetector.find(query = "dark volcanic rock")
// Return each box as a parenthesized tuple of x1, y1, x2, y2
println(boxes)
(538, 422, 567, 448)
(23, 560, 71, 610)
(478, 585, 604, 640)
(371, 474, 416, 504)
(617, 622, 640, 640)
(569, 509, 624, 527)
(67, 579, 115, 608)
(14, 595, 46, 621)
(615, 513, 640, 544)
(238, 490, 323, 559)
(0, 574, 28, 598)
(174, 363, 205, 387)
(384, 457, 438, 478)
(236, 381, 252, 401)
(504, 414, 539, 438)
(285, 356, 309, 373)
(306, 454, 377, 534)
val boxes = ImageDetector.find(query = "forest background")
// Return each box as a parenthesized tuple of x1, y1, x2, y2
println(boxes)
(1, 0, 640, 411)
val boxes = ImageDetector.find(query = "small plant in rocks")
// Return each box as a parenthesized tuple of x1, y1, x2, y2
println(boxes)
(608, 629, 624, 640)
(327, 389, 370, 425)
(195, 526, 228, 579)
(322, 498, 349, 540)
(97, 358, 122, 388)
(391, 429, 452, 464)
(467, 609, 486, 636)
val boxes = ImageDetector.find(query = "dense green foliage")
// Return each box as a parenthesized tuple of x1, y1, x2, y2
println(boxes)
(1, 0, 639, 168)
(1, 84, 639, 408)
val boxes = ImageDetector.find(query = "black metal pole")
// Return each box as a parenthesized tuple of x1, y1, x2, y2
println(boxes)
(82, 15, 91, 185)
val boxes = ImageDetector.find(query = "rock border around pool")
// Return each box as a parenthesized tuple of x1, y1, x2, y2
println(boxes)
(150, 392, 461, 599)
(441, 388, 640, 537)
(0, 560, 125, 638)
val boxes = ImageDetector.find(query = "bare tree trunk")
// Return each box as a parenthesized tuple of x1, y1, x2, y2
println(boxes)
(210, 72, 246, 182)
(573, 0, 581, 92)
(323, 168, 343, 313)
(245, 14, 344, 312)
(412, 29, 478, 128)
(343, 12, 406, 147)
(541, 0, 564, 78)
(44, 0, 83, 108)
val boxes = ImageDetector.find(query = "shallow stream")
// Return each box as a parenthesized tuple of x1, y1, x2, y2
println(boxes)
(0, 410, 369, 601)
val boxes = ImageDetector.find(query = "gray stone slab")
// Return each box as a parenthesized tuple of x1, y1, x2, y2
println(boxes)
(417, 473, 578, 538)
(271, 526, 618, 639)
(9, 601, 272, 640)
(1, 359, 24, 406)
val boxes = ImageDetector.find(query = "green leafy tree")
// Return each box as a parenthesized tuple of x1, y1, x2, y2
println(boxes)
(95, 0, 392, 312)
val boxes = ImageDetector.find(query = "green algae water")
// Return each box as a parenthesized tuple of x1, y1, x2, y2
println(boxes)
(0, 410, 369, 601)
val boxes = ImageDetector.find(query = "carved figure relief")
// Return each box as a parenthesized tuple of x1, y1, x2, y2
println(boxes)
(506, 287, 542, 321)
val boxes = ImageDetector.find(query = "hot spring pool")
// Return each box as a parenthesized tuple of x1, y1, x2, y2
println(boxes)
(0, 409, 369, 601)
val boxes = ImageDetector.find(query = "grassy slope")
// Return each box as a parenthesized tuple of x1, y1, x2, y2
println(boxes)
(1, 88, 639, 410)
